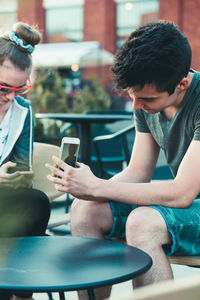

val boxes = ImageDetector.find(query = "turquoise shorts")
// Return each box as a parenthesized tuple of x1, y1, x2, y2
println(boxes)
(106, 199, 200, 256)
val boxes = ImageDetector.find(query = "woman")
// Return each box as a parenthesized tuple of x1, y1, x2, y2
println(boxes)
(0, 22, 50, 300)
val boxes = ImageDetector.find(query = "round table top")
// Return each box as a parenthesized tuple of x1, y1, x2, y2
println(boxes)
(0, 236, 152, 293)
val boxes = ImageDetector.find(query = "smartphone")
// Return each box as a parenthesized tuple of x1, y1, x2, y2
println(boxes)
(60, 137, 80, 168)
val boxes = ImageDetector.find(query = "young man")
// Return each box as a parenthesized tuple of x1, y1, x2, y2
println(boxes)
(46, 21, 200, 298)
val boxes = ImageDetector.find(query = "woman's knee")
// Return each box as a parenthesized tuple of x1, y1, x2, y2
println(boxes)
(33, 189, 50, 211)
(24, 189, 50, 219)
(126, 207, 169, 247)
(0, 188, 50, 237)
(20, 188, 50, 235)
(71, 199, 113, 236)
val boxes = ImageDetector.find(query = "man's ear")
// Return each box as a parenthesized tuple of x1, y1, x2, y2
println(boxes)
(176, 77, 190, 91)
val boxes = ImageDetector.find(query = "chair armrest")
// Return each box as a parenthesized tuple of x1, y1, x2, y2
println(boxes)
(60, 122, 73, 135)
(93, 124, 135, 142)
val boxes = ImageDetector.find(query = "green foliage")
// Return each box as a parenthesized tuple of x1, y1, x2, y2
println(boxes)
(72, 78, 111, 113)
(29, 68, 68, 113)
(29, 69, 111, 141)
(29, 68, 68, 141)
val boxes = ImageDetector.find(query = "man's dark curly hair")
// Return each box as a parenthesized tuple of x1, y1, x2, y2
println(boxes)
(112, 21, 192, 95)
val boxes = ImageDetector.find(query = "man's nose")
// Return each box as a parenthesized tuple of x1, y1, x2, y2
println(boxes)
(133, 99, 143, 110)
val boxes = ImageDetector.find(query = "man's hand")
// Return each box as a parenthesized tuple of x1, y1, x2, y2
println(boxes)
(0, 162, 34, 189)
(45, 156, 100, 200)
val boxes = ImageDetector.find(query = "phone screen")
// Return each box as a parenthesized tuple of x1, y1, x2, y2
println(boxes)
(61, 142, 79, 168)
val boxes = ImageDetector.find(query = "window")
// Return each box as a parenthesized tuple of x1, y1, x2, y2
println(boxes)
(116, 0, 159, 47)
(46, 5, 83, 42)
(0, 0, 17, 32)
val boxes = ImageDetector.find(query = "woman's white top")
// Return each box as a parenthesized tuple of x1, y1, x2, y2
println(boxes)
(0, 103, 13, 161)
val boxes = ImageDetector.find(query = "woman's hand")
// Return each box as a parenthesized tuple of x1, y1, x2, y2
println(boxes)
(0, 162, 34, 189)
(45, 156, 101, 200)
(19, 171, 34, 188)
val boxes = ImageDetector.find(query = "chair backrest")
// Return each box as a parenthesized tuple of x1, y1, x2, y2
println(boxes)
(118, 276, 200, 300)
(93, 124, 135, 178)
(32, 142, 64, 200)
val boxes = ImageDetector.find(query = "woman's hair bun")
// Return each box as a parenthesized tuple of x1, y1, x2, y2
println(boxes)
(13, 22, 41, 47)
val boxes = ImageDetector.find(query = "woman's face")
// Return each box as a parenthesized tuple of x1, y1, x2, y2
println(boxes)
(0, 59, 30, 111)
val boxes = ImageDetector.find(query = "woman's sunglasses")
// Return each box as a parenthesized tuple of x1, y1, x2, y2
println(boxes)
(0, 77, 32, 95)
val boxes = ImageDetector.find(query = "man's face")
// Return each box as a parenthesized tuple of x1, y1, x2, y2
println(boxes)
(0, 59, 30, 111)
(128, 84, 179, 114)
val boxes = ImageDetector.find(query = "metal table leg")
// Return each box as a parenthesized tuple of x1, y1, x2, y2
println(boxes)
(87, 288, 96, 300)
(79, 122, 91, 166)
(59, 291, 65, 300)
(47, 292, 54, 299)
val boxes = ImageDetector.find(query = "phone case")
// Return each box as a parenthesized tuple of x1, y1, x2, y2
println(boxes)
(60, 137, 80, 167)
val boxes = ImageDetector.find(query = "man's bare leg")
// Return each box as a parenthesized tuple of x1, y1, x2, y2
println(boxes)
(126, 206, 173, 288)
(70, 199, 114, 300)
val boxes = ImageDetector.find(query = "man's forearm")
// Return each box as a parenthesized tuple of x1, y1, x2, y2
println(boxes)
(109, 165, 151, 184)
(93, 178, 194, 209)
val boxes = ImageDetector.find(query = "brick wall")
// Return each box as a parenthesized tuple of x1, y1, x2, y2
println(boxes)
(159, 0, 200, 70)
(17, 0, 46, 42)
(83, 0, 116, 87)
(17, 0, 200, 72)
(84, 0, 116, 53)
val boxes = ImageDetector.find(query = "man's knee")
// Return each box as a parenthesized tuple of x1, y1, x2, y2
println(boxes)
(126, 207, 170, 247)
(71, 199, 113, 236)
(71, 199, 110, 225)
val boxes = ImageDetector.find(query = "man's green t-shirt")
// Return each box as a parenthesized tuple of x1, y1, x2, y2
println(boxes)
(134, 70, 200, 177)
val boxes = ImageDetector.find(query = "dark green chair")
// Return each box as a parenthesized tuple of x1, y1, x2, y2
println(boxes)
(93, 124, 173, 180)
(93, 124, 135, 178)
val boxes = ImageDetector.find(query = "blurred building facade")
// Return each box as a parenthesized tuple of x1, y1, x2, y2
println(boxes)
(1, 0, 200, 105)
(159, 0, 200, 73)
